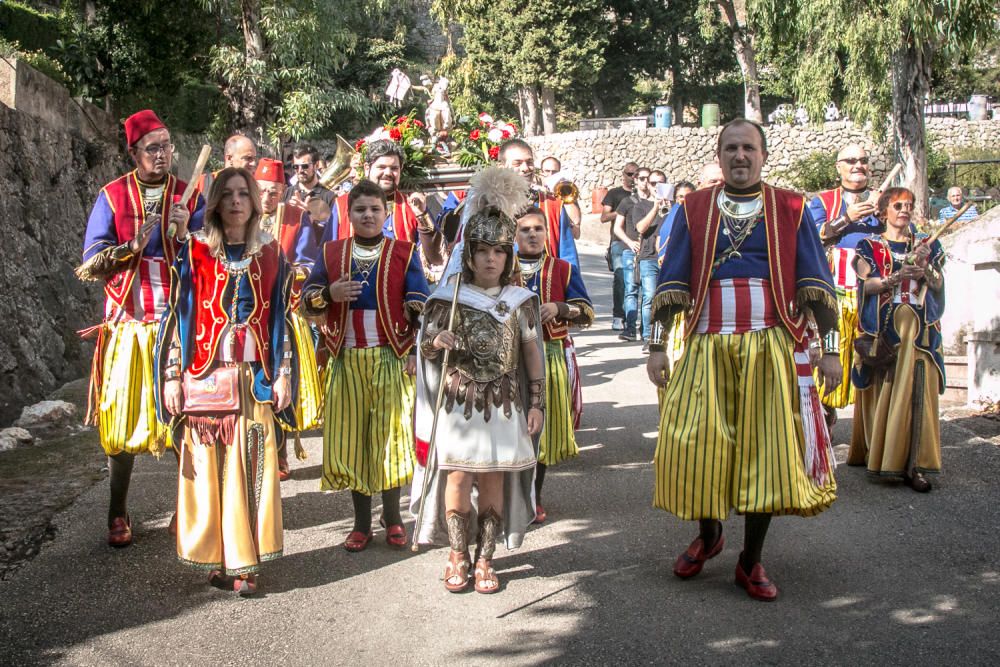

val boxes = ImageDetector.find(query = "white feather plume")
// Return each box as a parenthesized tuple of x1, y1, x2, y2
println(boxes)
(459, 166, 529, 230)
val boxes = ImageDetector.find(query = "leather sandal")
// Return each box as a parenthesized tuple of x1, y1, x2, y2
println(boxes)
(344, 530, 374, 552)
(233, 574, 259, 597)
(107, 515, 133, 548)
(474, 557, 500, 594)
(277, 455, 291, 482)
(443, 550, 471, 592)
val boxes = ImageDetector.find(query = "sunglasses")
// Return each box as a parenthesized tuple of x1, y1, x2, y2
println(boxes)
(637, 175, 649, 181)
(838, 157, 869, 166)
(291, 163, 313, 171)
(624, 171, 638, 177)
(891, 201, 914, 211)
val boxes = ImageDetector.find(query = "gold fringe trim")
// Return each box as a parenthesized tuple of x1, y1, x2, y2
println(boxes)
(405, 300, 426, 320)
(576, 302, 595, 328)
(74, 250, 119, 282)
(651, 289, 691, 315)
(796, 286, 837, 313)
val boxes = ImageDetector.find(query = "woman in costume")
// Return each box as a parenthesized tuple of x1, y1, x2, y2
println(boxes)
(301, 179, 429, 552)
(411, 167, 545, 594)
(155, 167, 295, 596)
(849, 187, 945, 492)
(514, 207, 593, 523)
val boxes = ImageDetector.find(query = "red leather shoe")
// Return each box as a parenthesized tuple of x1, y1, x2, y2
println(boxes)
(277, 456, 290, 482)
(344, 530, 373, 552)
(734, 560, 779, 601)
(385, 523, 407, 548)
(534, 504, 547, 524)
(673, 532, 724, 578)
(107, 516, 132, 548)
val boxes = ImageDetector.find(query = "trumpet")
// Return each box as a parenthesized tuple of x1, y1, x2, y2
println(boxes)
(554, 180, 579, 205)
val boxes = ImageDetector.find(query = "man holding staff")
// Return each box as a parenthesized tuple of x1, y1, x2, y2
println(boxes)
(76, 109, 204, 547)
(807, 144, 886, 427)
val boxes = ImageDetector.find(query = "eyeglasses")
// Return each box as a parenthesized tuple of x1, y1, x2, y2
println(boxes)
(838, 157, 869, 166)
(139, 143, 174, 157)
(891, 201, 914, 211)
(291, 163, 313, 171)
(624, 171, 638, 177)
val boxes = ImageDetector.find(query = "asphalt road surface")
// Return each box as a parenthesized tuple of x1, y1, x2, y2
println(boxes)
(1, 244, 998, 666)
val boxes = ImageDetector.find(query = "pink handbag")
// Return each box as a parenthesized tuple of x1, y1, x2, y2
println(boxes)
(182, 366, 241, 415)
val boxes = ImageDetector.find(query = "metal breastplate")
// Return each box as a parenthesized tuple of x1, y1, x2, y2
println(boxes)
(422, 300, 524, 421)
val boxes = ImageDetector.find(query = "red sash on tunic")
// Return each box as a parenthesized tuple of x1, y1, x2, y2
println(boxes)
(683, 184, 809, 343)
(101, 171, 197, 312)
(537, 193, 564, 259)
(538, 256, 572, 341)
(320, 238, 418, 357)
(187, 238, 280, 379)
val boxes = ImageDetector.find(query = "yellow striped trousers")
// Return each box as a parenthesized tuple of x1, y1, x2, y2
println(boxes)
(654, 326, 837, 520)
(97, 320, 168, 456)
(321, 346, 415, 495)
(818, 293, 857, 409)
(538, 340, 578, 466)
(285, 313, 323, 432)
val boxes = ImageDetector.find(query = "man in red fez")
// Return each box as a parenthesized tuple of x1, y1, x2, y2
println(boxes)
(77, 109, 205, 548)
(255, 157, 323, 481)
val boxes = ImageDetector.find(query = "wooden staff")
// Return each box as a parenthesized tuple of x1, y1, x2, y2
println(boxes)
(876, 163, 903, 194)
(168, 144, 213, 238)
(274, 202, 286, 249)
(913, 202, 971, 303)
(411, 272, 463, 552)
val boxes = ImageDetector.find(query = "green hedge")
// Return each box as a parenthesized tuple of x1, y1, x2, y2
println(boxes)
(0, 1, 65, 53)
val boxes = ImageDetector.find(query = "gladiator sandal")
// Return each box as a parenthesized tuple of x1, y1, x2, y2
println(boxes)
(474, 508, 502, 594)
(443, 510, 471, 593)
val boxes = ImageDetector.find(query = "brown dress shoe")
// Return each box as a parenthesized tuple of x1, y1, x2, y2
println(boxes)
(107, 516, 132, 548)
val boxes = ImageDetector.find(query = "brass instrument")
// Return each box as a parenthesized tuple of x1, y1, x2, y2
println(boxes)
(554, 179, 579, 205)
(318, 134, 356, 190)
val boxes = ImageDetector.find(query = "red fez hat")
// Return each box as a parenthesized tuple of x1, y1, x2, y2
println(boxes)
(254, 158, 285, 184)
(124, 109, 166, 146)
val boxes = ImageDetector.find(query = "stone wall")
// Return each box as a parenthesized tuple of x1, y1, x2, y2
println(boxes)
(527, 118, 1000, 199)
(0, 102, 123, 425)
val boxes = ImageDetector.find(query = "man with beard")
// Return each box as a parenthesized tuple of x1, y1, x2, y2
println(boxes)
(499, 139, 581, 270)
(76, 110, 204, 547)
(807, 144, 884, 428)
(318, 140, 441, 254)
(647, 119, 841, 601)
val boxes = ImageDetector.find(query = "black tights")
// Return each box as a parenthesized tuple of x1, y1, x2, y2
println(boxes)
(534, 463, 547, 504)
(350, 487, 403, 533)
(698, 513, 772, 574)
(108, 433, 182, 527)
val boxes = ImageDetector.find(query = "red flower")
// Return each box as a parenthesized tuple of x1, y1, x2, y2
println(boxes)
(488, 145, 500, 160)
(469, 129, 481, 141)
(397, 115, 408, 123)
(389, 128, 402, 141)
(501, 130, 511, 140)
(354, 139, 365, 151)
(414, 119, 424, 128)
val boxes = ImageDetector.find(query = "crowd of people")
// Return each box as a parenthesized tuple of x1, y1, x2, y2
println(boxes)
(77, 109, 947, 602)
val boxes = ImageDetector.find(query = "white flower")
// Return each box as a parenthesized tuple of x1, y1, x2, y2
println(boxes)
(478, 112, 494, 124)
(409, 138, 425, 150)
(365, 128, 390, 143)
(498, 122, 516, 136)
(487, 127, 504, 143)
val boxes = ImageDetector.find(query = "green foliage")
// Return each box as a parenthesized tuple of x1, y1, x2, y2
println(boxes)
(0, 1, 65, 52)
(926, 135, 951, 189)
(946, 146, 1000, 191)
(770, 150, 839, 193)
(0, 36, 70, 86)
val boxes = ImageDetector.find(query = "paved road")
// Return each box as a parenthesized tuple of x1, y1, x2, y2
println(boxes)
(2, 244, 999, 666)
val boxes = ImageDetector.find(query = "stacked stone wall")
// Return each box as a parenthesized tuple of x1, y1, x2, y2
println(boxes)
(526, 118, 1000, 199)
